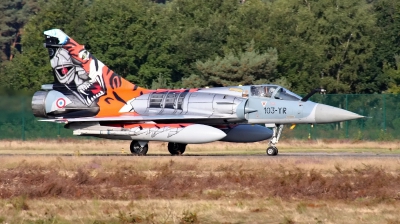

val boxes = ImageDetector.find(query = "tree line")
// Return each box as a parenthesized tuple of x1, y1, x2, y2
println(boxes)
(0, 0, 400, 94)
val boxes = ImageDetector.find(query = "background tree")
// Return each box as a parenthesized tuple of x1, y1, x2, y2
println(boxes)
(384, 55, 400, 93)
(1, 0, 399, 93)
(183, 41, 278, 87)
(0, 0, 41, 61)
(164, 0, 241, 87)
(259, 0, 377, 93)
(363, 0, 400, 93)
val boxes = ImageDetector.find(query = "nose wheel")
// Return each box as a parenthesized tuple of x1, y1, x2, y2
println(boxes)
(266, 146, 278, 156)
(266, 124, 284, 156)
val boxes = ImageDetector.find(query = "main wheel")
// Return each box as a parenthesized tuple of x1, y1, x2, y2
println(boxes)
(266, 146, 278, 156)
(168, 142, 186, 155)
(130, 141, 148, 156)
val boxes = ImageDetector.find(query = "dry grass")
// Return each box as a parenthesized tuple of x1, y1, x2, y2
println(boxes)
(1, 157, 399, 201)
(0, 156, 399, 172)
(0, 156, 399, 222)
(1, 139, 400, 155)
(0, 137, 399, 223)
(1, 198, 400, 223)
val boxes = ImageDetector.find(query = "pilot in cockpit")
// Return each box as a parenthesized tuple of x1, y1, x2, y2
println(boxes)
(261, 86, 275, 97)
(251, 86, 275, 98)
(267, 87, 275, 97)
(250, 86, 260, 96)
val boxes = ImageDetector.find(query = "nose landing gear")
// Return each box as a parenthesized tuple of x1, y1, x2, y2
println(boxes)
(266, 146, 278, 156)
(266, 124, 283, 156)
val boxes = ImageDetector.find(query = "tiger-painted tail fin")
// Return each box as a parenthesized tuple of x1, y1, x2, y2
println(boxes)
(43, 29, 148, 117)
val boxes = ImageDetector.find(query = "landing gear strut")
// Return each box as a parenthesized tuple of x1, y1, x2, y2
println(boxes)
(168, 142, 187, 155)
(130, 141, 148, 156)
(266, 124, 284, 156)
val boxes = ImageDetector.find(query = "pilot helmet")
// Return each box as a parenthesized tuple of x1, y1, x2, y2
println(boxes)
(269, 87, 275, 93)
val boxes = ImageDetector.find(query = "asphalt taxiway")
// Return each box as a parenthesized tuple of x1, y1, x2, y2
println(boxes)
(0, 152, 398, 158)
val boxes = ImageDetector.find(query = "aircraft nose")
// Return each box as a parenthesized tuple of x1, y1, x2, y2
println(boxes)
(314, 104, 364, 123)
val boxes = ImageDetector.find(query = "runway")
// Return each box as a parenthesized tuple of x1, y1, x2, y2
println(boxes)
(0, 152, 398, 158)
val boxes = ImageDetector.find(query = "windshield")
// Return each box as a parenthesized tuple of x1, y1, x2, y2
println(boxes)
(250, 85, 301, 101)
(275, 88, 302, 101)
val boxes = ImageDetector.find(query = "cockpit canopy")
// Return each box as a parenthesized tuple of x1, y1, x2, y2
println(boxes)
(250, 85, 302, 101)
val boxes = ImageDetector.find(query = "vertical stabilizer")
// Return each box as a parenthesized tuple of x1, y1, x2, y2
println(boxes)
(44, 29, 148, 117)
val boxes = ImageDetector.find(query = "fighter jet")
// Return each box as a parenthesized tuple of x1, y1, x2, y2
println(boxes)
(32, 29, 364, 156)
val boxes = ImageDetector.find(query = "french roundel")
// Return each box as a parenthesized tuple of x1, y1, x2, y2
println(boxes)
(56, 98, 66, 108)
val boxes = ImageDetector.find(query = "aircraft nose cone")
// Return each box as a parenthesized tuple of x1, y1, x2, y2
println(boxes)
(315, 104, 364, 123)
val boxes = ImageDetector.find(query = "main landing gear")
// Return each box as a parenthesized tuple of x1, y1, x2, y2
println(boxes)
(168, 142, 187, 155)
(266, 124, 284, 156)
(130, 140, 148, 156)
(129, 141, 187, 156)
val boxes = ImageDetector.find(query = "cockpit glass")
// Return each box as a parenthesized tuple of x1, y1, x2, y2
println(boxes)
(251, 85, 278, 98)
(277, 88, 302, 101)
(250, 85, 301, 100)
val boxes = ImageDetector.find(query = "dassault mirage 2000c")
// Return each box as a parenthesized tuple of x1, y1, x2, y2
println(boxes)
(32, 29, 364, 156)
